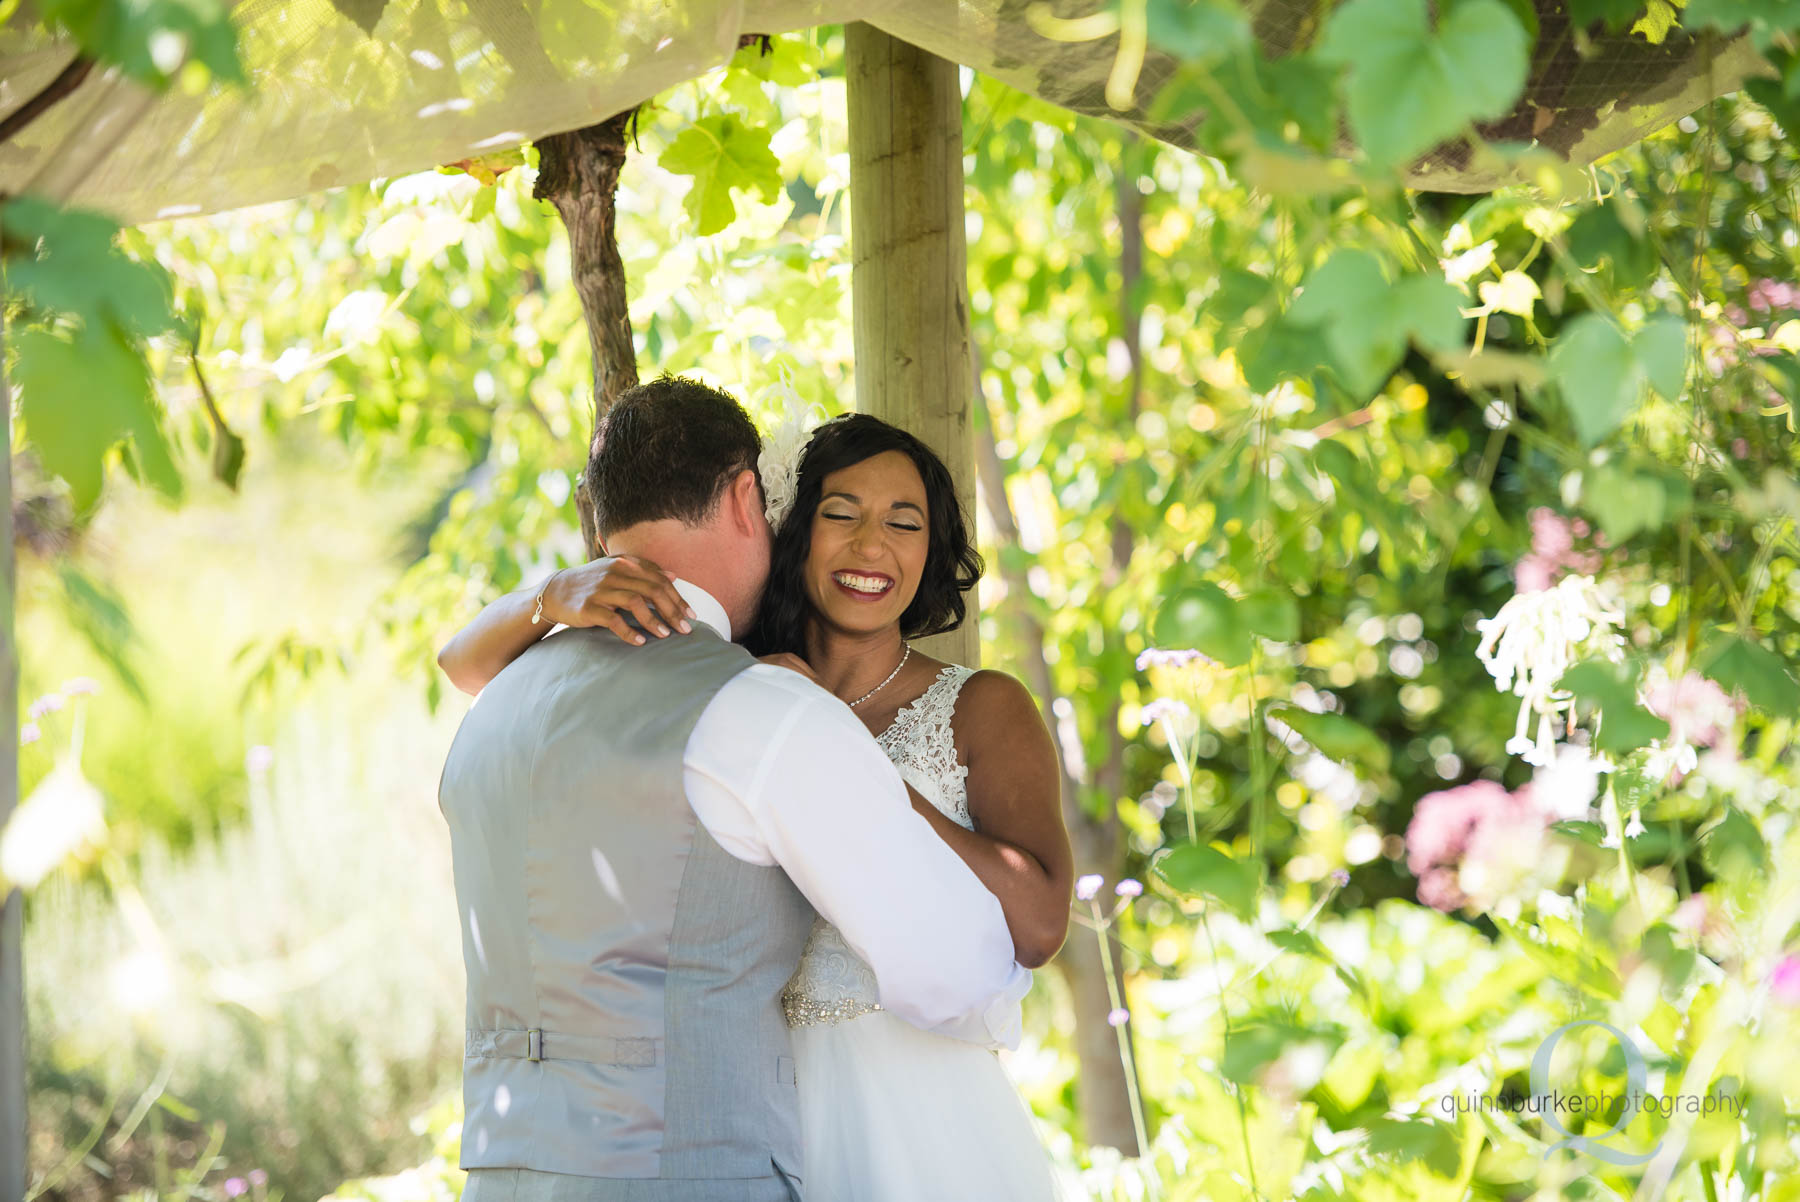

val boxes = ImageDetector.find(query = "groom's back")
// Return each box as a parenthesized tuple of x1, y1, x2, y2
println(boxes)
(438, 625, 813, 1196)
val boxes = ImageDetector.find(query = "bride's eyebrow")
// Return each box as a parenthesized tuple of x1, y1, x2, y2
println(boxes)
(823, 491, 924, 516)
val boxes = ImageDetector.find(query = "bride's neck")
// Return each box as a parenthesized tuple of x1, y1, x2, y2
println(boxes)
(803, 620, 908, 704)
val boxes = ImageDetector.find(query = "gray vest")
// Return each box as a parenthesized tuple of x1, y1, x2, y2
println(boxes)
(438, 625, 815, 1199)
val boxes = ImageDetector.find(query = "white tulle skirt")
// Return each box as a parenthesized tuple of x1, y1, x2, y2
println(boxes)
(789, 1009, 1064, 1201)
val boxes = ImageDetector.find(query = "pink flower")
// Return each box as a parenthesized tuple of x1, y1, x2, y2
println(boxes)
(62, 677, 100, 697)
(1115, 879, 1143, 898)
(26, 694, 64, 721)
(1513, 508, 1604, 594)
(1772, 955, 1800, 1006)
(225, 1179, 248, 1198)
(1405, 780, 1555, 914)
(1748, 278, 1800, 314)
(19, 723, 39, 747)
(1075, 874, 1103, 902)
(1107, 1007, 1130, 1026)
(1405, 780, 1512, 876)
(249, 1171, 268, 1188)
(1645, 671, 1739, 752)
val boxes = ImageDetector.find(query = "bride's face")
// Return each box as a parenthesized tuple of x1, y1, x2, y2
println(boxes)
(804, 450, 930, 637)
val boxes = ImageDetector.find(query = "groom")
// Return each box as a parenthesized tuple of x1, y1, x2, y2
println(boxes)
(439, 376, 1029, 1202)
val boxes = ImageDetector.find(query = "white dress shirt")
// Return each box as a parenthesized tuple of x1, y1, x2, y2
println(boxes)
(671, 579, 1031, 1049)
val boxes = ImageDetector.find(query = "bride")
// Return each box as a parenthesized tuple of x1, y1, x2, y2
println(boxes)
(439, 411, 1075, 1200)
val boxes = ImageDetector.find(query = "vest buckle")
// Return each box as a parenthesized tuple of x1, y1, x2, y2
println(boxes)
(526, 1028, 544, 1062)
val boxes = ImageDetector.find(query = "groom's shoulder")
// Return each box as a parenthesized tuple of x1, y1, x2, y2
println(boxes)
(704, 662, 856, 728)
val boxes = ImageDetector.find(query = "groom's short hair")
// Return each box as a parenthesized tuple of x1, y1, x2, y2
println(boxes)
(587, 375, 762, 537)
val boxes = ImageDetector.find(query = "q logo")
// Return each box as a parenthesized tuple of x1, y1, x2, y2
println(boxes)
(1530, 1020, 1662, 1166)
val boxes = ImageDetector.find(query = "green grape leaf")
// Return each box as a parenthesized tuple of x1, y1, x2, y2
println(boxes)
(1558, 659, 1669, 753)
(1239, 586, 1300, 642)
(1548, 314, 1687, 445)
(1155, 843, 1260, 920)
(1684, 0, 1800, 47)
(2, 196, 176, 337)
(1153, 582, 1253, 666)
(657, 114, 784, 236)
(1146, 0, 1252, 62)
(1367, 1118, 1463, 1177)
(1581, 464, 1669, 541)
(1698, 634, 1800, 712)
(1268, 705, 1392, 773)
(1701, 806, 1768, 878)
(1316, 0, 1531, 168)
(40, 0, 245, 87)
(1288, 250, 1467, 396)
(15, 325, 183, 511)
(1570, 0, 1649, 29)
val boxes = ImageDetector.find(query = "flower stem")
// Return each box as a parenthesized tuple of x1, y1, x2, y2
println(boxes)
(1090, 899, 1155, 1188)
(1201, 906, 1262, 1201)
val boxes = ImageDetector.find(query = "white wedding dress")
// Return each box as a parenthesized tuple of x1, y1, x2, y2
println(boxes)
(779, 664, 1061, 1201)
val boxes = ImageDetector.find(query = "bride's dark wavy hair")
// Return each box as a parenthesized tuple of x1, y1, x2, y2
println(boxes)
(746, 414, 983, 657)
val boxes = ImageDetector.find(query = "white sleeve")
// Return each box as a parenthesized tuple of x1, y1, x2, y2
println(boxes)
(685, 664, 1030, 1047)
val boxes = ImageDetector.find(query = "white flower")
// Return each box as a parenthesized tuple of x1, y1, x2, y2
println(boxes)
(754, 374, 824, 532)
(0, 759, 107, 890)
(1530, 743, 1612, 821)
(1476, 574, 1625, 766)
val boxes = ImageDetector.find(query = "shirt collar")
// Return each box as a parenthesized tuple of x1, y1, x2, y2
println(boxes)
(673, 578, 731, 642)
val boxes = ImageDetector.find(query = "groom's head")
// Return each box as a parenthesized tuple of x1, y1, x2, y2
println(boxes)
(587, 375, 771, 636)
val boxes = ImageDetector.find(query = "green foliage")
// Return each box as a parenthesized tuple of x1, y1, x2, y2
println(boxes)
(1547, 313, 1687, 445)
(1317, 0, 1531, 166)
(38, 0, 244, 87)
(657, 114, 784, 236)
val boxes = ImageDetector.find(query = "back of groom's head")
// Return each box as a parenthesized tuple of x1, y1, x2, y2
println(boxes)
(587, 375, 762, 538)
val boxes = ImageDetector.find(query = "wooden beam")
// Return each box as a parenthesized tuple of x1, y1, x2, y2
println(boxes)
(845, 24, 978, 669)
(1, 309, 24, 1201)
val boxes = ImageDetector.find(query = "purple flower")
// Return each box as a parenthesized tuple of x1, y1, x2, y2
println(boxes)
(225, 1179, 248, 1198)
(249, 1170, 268, 1188)
(1330, 868, 1351, 887)
(19, 723, 40, 747)
(1136, 648, 1209, 672)
(1139, 698, 1194, 729)
(1107, 1007, 1130, 1027)
(62, 677, 101, 697)
(245, 746, 274, 775)
(1773, 955, 1800, 1007)
(1114, 878, 1143, 898)
(26, 694, 65, 721)
(1075, 874, 1103, 902)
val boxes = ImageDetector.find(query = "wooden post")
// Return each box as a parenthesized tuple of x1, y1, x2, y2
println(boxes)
(845, 25, 978, 669)
(1, 309, 25, 1201)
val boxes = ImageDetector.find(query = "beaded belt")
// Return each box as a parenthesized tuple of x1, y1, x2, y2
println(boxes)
(780, 988, 883, 1029)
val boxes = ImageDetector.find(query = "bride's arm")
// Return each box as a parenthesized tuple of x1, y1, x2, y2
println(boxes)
(907, 670, 1074, 968)
(436, 556, 696, 695)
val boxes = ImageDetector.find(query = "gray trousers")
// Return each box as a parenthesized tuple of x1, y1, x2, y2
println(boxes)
(462, 1165, 803, 1202)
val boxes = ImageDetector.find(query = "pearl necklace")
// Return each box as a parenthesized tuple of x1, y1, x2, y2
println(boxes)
(849, 644, 911, 709)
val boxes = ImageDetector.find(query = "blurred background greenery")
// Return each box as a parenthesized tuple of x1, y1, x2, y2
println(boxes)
(9, 13, 1800, 1202)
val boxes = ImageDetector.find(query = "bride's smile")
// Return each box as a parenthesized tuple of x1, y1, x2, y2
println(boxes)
(805, 449, 930, 632)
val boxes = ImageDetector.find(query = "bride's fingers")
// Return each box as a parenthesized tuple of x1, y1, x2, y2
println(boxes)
(610, 590, 672, 639)
(601, 558, 694, 632)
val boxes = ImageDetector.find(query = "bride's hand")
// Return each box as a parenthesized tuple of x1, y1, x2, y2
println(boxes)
(757, 653, 822, 687)
(543, 555, 696, 645)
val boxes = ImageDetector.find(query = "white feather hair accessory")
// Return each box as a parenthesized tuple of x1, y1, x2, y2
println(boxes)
(754, 374, 826, 531)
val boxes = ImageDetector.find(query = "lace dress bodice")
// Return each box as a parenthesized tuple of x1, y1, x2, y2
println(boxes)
(781, 663, 977, 1028)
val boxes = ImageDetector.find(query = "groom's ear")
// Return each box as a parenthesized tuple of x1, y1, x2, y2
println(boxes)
(724, 467, 763, 537)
